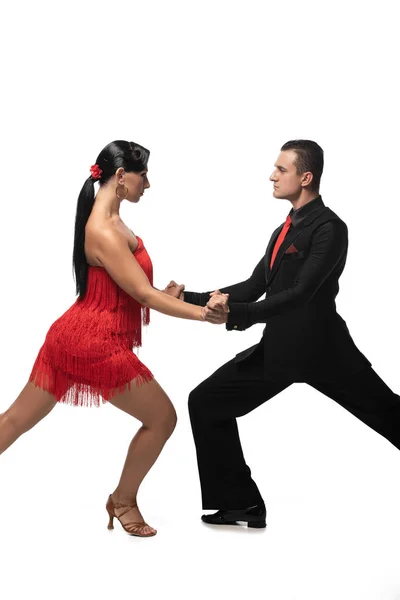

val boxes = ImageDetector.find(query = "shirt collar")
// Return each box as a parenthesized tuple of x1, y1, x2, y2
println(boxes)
(289, 195, 324, 227)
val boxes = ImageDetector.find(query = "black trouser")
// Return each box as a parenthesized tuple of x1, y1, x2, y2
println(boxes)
(188, 348, 400, 509)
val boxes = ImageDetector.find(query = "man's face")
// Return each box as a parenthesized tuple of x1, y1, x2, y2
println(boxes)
(269, 150, 304, 200)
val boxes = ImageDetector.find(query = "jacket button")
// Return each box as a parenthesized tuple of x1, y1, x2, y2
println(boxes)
(233, 325, 238, 329)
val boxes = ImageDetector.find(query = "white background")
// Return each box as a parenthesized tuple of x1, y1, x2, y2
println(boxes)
(1, 1, 400, 599)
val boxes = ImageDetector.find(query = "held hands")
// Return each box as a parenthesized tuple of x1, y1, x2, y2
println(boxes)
(162, 280, 185, 300)
(162, 282, 229, 324)
(201, 290, 230, 324)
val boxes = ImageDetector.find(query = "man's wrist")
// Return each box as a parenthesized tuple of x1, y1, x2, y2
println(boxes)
(226, 302, 248, 331)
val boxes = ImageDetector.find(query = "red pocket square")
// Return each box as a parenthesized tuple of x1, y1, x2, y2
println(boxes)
(285, 243, 298, 254)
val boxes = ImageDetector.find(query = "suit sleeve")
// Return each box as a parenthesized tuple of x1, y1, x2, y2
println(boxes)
(227, 221, 347, 331)
(183, 255, 267, 306)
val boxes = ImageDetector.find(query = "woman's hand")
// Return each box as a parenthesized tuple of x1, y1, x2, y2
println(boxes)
(162, 280, 185, 300)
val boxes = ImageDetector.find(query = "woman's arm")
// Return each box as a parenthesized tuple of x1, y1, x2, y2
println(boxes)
(94, 230, 205, 322)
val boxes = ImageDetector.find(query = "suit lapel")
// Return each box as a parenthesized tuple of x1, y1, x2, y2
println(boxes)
(264, 225, 281, 270)
(266, 226, 303, 283)
(266, 204, 327, 285)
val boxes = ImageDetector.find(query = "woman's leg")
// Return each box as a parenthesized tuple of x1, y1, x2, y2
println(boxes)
(107, 377, 177, 532)
(0, 382, 58, 454)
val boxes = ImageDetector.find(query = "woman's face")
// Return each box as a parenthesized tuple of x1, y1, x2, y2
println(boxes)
(116, 167, 150, 203)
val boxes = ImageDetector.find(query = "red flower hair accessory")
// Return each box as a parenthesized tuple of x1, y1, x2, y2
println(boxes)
(90, 164, 102, 180)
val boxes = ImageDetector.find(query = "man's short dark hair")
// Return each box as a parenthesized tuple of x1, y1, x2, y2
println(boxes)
(281, 139, 324, 191)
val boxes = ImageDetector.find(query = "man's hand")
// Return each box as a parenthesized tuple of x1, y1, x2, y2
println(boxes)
(162, 280, 185, 300)
(201, 291, 230, 324)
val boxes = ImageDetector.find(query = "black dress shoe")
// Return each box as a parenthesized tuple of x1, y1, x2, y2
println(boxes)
(201, 502, 266, 528)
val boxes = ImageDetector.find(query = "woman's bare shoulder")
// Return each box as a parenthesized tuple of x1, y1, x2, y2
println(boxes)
(85, 219, 138, 265)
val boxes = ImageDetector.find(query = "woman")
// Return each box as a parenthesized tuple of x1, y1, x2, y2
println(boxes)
(0, 140, 228, 537)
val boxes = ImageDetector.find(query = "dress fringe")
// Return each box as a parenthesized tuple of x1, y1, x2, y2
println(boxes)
(28, 345, 154, 407)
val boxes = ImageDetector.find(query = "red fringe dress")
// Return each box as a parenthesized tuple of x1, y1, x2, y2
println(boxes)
(28, 236, 154, 407)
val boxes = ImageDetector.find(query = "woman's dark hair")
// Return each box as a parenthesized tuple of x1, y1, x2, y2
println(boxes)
(73, 140, 150, 299)
(281, 139, 324, 191)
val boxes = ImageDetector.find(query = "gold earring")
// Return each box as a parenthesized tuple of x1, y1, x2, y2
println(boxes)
(116, 183, 129, 200)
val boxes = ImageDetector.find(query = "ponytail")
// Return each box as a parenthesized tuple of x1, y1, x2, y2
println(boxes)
(73, 176, 96, 299)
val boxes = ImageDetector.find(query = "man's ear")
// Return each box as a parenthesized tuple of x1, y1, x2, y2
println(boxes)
(301, 171, 313, 187)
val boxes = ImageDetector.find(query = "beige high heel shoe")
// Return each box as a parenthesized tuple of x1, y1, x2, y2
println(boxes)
(106, 494, 157, 537)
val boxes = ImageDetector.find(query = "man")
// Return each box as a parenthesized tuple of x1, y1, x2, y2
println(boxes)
(165, 139, 400, 528)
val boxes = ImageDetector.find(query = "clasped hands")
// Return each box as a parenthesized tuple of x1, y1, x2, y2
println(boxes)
(162, 280, 229, 324)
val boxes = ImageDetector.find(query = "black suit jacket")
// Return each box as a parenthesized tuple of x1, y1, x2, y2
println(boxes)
(184, 197, 371, 381)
